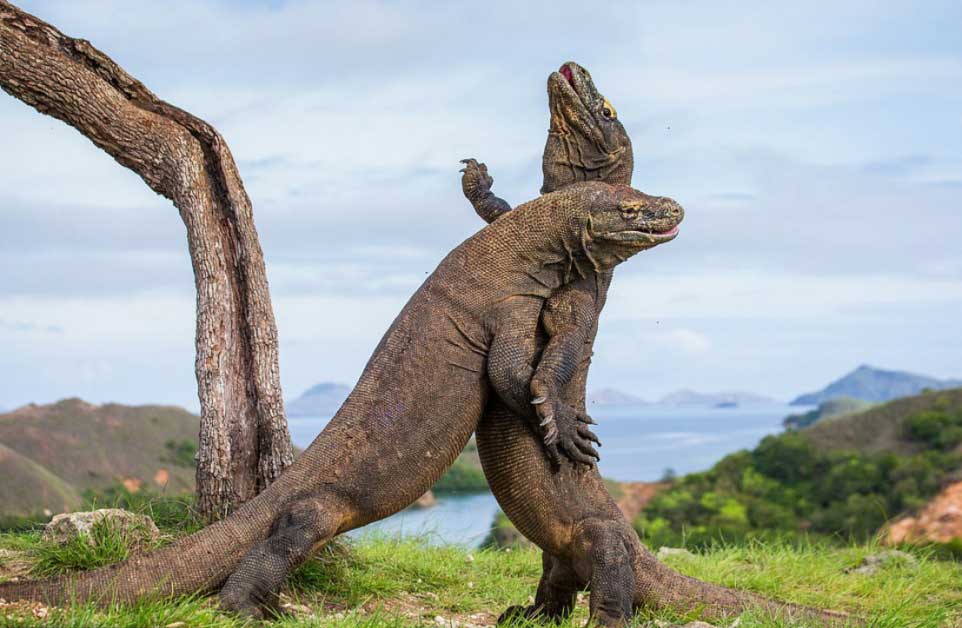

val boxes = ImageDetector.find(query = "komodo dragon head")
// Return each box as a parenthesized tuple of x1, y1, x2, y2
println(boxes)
(534, 182, 683, 276)
(580, 184, 683, 270)
(542, 61, 633, 194)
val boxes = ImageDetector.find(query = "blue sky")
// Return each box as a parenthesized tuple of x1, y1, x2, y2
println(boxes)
(2, 0, 960, 410)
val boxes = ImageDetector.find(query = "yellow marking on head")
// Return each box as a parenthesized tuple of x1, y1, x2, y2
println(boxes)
(602, 97, 617, 119)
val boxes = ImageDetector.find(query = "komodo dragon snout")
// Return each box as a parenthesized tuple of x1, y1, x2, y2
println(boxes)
(583, 185, 684, 267)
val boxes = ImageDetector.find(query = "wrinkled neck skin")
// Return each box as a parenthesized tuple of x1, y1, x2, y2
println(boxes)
(541, 131, 633, 194)
(487, 193, 603, 295)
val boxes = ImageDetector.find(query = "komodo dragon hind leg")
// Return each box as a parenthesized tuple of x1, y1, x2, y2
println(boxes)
(219, 497, 343, 618)
(498, 552, 580, 624)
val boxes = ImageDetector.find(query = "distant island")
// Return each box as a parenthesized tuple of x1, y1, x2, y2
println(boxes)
(295, 382, 777, 410)
(791, 365, 961, 406)
(586, 387, 776, 407)
(657, 389, 775, 407)
(255, 365, 962, 418)
(587, 388, 648, 406)
(286, 382, 351, 417)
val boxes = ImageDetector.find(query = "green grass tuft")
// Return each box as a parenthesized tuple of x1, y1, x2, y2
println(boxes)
(28, 519, 163, 577)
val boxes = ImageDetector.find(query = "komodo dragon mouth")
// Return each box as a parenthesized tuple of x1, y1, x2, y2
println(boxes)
(550, 61, 616, 129)
(590, 189, 685, 248)
(542, 61, 633, 194)
(607, 224, 679, 242)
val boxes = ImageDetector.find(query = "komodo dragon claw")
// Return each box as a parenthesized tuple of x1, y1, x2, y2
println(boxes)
(534, 398, 601, 466)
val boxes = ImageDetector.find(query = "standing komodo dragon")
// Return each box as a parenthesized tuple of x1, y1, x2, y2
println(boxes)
(0, 182, 683, 617)
(462, 62, 853, 626)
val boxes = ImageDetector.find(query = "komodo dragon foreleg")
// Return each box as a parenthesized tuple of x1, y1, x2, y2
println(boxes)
(461, 157, 603, 465)
(460, 158, 512, 223)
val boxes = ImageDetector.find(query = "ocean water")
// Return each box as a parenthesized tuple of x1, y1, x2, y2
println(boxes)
(287, 403, 801, 546)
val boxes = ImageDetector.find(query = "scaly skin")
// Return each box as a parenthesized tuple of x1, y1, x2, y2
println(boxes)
(0, 182, 682, 618)
(466, 62, 854, 626)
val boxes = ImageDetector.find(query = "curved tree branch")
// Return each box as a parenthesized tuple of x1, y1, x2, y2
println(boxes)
(0, 0, 294, 519)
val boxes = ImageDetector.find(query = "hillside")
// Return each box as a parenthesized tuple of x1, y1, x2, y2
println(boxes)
(782, 397, 874, 430)
(803, 387, 962, 455)
(0, 443, 82, 518)
(0, 399, 199, 517)
(287, 382, 351, 417)
(0, 398, 490, 519)
(791, 364, 961, 406)
(635, 388, 962, 549)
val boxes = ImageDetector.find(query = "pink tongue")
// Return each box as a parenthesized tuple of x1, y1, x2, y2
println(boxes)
(560, 64, 574, 87)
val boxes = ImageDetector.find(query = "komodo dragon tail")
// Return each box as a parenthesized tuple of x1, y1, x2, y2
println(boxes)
(0, 492, 279, 606)
(631, 545, 858, 624)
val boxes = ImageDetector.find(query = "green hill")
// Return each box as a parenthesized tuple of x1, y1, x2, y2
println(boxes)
(791, 364, 961, 406)
(0, 399, 200, 518)
(636, 388, 962, 548)
(803, 388, 962, 455)
(0, 398, 492, 521)
(782, 396, 874, 430)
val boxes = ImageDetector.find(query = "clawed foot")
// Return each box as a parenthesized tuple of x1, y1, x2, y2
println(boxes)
(219, 585, 281, 620)
(460, 157, 495, 202)
(219, 594, 266, 620)
(531, 396, 601, 467)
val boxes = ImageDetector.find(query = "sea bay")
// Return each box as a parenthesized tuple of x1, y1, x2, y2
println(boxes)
(287, 402, 804, 546)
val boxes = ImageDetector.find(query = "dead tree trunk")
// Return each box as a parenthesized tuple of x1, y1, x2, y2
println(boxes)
(0, 1, 294, 520)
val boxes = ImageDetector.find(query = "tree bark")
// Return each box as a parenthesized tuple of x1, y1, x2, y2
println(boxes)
(0, 1, 294, 520)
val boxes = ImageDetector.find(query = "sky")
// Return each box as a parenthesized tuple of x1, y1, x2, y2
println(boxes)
(2, 0, 961, 411)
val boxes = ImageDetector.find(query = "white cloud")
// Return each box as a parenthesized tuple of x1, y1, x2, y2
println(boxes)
(604, 270, 962, 322)
(660, 329, 712, 355)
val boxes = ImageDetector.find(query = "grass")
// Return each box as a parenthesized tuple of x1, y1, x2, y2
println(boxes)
(2, 530, 961, 627)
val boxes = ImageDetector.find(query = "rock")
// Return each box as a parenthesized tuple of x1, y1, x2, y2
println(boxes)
(886, 480, 962, 545)
(849, 550, 918, 575)
(615, 481, 669, 520)
(432, 614, 492, 628)
(42, 508, 160, 547)
(656, 546, 695, 560)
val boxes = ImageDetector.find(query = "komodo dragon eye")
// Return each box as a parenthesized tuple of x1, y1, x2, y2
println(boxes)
(601, 97, 617, 119)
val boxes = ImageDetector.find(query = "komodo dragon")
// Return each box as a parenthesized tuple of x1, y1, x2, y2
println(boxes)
(462, 62, 853, 626)
(0, 182, 683, 617)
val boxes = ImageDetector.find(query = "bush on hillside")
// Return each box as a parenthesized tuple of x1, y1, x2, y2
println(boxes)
(904, 407, 962, 451)
(635, 431, 961, 549)
(432, 459, 488, 493)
